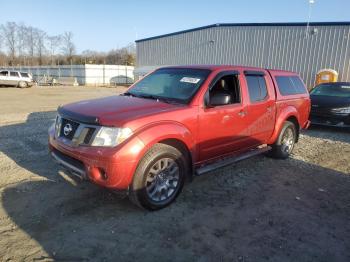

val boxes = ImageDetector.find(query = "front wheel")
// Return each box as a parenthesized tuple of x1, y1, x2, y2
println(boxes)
(269, 121, 297, 159)
(129, 143, 187, 210)
(18, 81, 27, 88)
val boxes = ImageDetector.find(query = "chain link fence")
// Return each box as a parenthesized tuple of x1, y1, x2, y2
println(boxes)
(2, 64, 134, 86)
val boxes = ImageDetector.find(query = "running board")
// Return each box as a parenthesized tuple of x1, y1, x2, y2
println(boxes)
(195, 146, 271, 176)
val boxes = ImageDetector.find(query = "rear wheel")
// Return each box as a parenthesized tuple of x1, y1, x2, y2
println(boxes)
(129, 143, 187, 210)
(269, 121, 296, 159)
(18, 81, 27, 88)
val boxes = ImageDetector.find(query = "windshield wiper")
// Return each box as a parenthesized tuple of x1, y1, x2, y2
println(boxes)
(123, 92, 183, 104)
(121, 91, 135, 97)
(157, 97, 183, 105)
(137, 94, 160, 100)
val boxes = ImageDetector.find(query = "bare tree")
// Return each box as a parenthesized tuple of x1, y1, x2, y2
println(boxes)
(0, 21, 135, 67)
(26, 26, 37, 65)
(1, 22, 18, 65)
(0, 33, 3, 55)
(17, 23, 28, 65)
(61, 31, 75, 63)
(35, 29, 47, 65)
(47, 35, 62, 65)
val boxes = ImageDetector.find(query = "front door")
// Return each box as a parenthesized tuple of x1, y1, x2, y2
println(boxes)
(198, 71, 251, 162)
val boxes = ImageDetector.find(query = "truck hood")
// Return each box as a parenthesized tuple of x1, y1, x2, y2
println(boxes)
(59, 95, 182, 126)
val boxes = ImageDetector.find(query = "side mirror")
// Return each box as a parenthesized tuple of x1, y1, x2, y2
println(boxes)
(209, 92, 231, 106)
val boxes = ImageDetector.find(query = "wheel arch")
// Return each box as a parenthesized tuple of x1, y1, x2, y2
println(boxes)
(158, 138, 193, 180)
(285, 115, 300, 142)
(268, 106, 300, 144)
(134, 122, 196, 180)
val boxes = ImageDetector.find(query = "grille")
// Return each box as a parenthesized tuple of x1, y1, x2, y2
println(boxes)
(60, 118, 80, 140)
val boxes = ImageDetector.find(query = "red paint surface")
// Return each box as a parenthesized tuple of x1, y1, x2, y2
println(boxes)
(49, 65, 310, 190)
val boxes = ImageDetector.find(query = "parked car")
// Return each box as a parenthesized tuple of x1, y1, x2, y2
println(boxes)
(48, 65, 310, 210)
(310, 82, 350, 127)
(0, 70, 35, 88)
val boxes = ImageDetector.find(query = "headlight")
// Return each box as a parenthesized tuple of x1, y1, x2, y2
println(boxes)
(331, 107, 350, 114)
(91, 127, 133, 147)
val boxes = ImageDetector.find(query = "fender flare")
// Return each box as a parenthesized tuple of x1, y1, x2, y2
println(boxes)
(135, 121, 196, 159)
(268, 106, 300, 145)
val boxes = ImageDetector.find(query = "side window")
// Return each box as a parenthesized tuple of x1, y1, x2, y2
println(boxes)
(275, 76, 307, 95)
(0, 71, 8, 76)
(246, 75, 268, 102)
(10, 71, 19, 77)
(290, 76, 307, 94)
(21, 72, 29, 78)
(209, 74, 241, 106)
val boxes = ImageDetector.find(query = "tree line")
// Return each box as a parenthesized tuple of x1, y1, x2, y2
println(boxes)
(0, 21, 135, 67)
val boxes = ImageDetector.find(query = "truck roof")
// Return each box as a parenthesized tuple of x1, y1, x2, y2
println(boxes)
(161, 65, 296, 74)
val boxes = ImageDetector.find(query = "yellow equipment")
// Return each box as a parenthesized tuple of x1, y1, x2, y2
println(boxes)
(315, 69, 338, 86)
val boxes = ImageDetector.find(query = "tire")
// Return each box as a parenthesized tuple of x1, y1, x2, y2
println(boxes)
(18, 81, 27, 88)
(269, 121, 297, 159)
(129, 143, 187, 210)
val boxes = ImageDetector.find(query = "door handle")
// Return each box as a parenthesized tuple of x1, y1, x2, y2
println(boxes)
(238, 110, 246, 117)
(267, 106, 273, 113)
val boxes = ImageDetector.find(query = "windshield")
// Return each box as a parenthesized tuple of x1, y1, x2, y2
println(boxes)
(127, 68, 211, 103)
(311, 84, 350, 98)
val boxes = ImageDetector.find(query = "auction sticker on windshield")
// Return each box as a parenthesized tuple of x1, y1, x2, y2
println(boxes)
(180, 77, 201, 84)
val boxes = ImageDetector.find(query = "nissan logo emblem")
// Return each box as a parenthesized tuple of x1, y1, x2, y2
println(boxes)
(63, 123, 73, 136)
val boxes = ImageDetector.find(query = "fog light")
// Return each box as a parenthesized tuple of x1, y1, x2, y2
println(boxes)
(99, 168, 108, 180)
(89, 166, 108, 181)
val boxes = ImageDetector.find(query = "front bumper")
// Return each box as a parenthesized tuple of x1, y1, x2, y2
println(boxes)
(27, 81, 35, 87)
(51, 148, 87, 179)
(48, 126, 145, 190)
(310, 112, 350, 127)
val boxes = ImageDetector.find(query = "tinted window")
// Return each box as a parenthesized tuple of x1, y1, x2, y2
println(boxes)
(10, 71, 19, 77)
(290, 76, 307, 93)
(246, 75, 268, 102)
(21, 72, 29, 77)
(276, 76, 307, 95)
(0, 71, 8, 76)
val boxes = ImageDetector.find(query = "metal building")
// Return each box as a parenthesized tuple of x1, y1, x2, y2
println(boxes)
(135, 22, 350, 88)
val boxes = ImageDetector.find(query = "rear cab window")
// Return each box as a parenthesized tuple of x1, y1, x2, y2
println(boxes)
(275, 75, 308, 96)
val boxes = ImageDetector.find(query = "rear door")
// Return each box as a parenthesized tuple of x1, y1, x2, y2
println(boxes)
(242, 70, 276, 144)
(8, 71, 20, 86)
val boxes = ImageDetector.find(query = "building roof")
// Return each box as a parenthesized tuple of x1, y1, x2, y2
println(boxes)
(135, 22, 350, 43)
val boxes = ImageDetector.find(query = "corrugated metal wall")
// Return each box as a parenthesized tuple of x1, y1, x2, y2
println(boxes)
(136, 25, 350, 88)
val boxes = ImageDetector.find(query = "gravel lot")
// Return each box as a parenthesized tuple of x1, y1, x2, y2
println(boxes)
(0, 86, 349, 261)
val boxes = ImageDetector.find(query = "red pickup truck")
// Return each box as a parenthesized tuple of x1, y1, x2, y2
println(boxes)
(49, 65, 310, 210)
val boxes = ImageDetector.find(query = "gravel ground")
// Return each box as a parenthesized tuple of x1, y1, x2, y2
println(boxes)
(0, 86, 349, 261)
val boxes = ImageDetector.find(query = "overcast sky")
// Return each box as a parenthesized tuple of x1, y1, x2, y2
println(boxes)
(0, 0, 349, 53)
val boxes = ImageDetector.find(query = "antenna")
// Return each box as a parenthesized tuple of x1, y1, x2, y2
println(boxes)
(305, 0, 315, 38)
